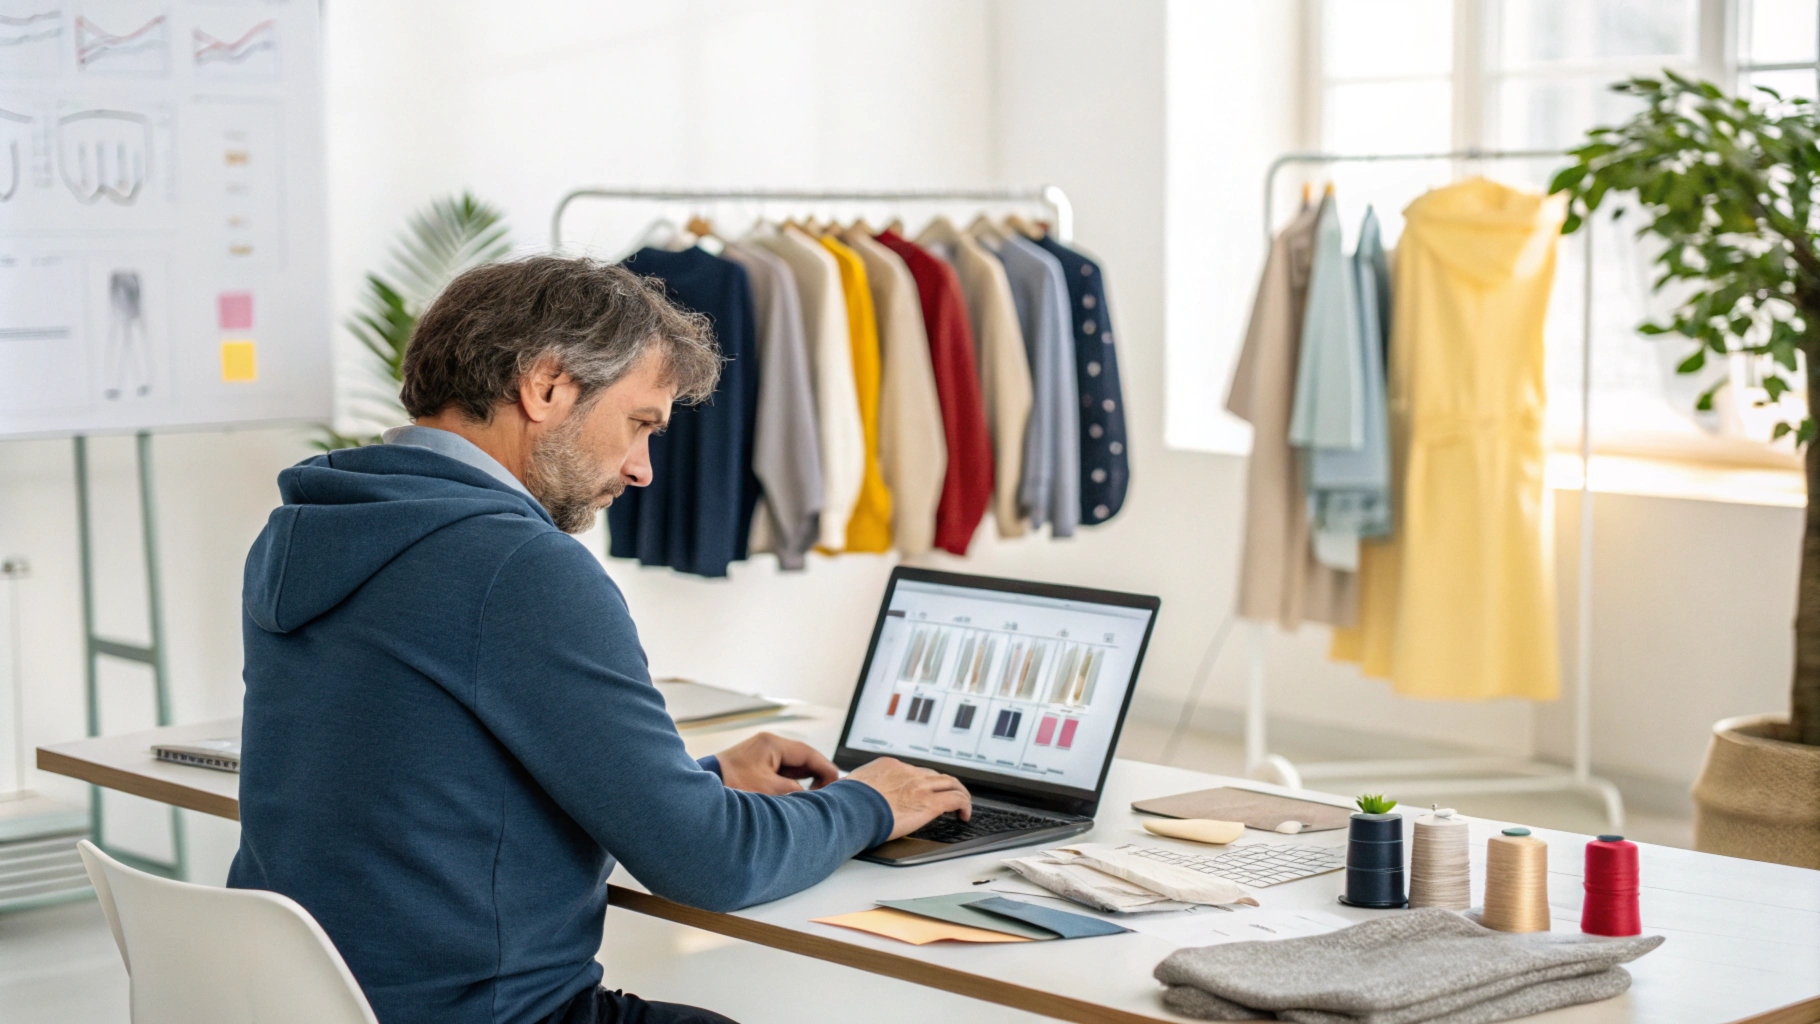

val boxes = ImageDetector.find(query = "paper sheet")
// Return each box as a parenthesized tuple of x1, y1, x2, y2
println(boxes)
(1121, 905, 1353, 948)
(811, 908, 1034, 945)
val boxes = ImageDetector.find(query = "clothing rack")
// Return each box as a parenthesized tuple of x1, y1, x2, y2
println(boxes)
(550, 185, 1074, 250)
(1170, 148, 1623, 831)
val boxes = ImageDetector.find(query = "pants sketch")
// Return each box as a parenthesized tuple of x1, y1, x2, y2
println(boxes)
(105, 270, 149, 399)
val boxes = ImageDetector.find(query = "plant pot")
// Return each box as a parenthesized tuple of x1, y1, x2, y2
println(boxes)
(1691, 714, 1820, 869)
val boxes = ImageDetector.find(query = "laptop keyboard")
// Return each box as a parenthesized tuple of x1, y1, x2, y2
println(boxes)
(908, 805, 1068, 844)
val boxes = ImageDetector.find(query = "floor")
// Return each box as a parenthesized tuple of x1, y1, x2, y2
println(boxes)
(0, 726, 1694, 1024)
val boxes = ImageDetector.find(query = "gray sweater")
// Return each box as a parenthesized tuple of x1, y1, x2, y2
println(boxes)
(1154, 908, 1662, 1024)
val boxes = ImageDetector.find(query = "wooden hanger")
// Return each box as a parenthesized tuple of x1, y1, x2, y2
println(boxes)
(1301, 182, 1313, 208)
(684, 214, 716, 239)
(1004, 212, 1045, 239)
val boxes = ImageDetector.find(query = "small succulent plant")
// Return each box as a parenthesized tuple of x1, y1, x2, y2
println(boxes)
(1355, 793, 1398, 815)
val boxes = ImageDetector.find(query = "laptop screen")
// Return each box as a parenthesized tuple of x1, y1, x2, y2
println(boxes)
(835, 568, 1160, 807)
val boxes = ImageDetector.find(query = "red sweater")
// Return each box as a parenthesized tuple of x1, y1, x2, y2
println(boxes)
(876, 232, 994, 555)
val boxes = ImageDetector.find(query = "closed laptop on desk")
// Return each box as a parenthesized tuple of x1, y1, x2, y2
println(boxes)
(833, 567, 1160, 865)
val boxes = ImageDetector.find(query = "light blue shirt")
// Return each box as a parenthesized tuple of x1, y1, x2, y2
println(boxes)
(986, 232, 1081, 537)
(381, 425, 535, 499)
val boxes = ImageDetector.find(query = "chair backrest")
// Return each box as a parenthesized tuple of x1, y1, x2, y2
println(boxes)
(78, 840, 378, 1024)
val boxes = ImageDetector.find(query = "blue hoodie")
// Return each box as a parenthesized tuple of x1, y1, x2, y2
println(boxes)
(228, 444, 893, 1024)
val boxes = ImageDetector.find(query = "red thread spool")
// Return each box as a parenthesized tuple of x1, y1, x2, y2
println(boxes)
(1581, 834, 1641, 936)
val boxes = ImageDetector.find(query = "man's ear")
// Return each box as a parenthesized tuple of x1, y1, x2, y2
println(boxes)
(518, 357, 574, 425)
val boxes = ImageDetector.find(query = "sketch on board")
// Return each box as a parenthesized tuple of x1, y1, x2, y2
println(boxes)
(0, 106, 28, 201)
(191, 17, 274, 79)
(0, 8, 62, 77)
(103, 267, 148, 398)
(73, 8, 167, 75)
(0, 254, 84, 414)
(56, 107, 147, 203)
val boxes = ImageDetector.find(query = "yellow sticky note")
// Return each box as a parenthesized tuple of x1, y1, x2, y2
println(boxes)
(811, 908, 1032, 945)
(221, 340, 257, 382)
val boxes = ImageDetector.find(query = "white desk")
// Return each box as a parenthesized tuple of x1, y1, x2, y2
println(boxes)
(39, 712, 1820, 1024)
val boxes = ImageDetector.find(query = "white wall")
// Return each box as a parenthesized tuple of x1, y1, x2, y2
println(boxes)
(0, 1, 1806, 889)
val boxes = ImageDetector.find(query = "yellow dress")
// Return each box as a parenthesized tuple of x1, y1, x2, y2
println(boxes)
(819, 235, 894, 552)
(1331, 178, 1565, 700)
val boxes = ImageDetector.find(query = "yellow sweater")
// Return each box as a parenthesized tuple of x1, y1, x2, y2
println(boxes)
(819, 235, 893, 552)
(1332, 178, 1566, 700)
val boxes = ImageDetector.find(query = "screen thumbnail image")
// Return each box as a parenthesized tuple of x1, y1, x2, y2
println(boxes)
(893, 623, 1108, 710)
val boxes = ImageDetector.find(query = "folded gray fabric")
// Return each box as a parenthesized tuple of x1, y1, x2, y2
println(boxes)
(1154, 908, 1662, 1024)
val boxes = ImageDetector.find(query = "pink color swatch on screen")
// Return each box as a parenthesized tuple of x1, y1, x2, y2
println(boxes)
(1057, 718, 1079, 750)
(1034, 715, 1057, 746)
(218, 292, 254, 331)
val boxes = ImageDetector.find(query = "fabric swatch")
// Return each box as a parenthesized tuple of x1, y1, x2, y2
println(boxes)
(811, 908, 1031, 945)
(876, 893, 1057, 939)
(964, 896, 1132, 939)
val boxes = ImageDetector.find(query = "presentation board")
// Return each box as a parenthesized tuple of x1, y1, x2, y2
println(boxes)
(0, 0, 329, 438)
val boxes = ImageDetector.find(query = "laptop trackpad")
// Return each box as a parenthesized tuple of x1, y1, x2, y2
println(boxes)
(864, 837, 948, 862)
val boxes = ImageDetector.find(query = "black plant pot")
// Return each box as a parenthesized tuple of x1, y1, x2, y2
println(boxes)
(1341, 811, 1407, 908)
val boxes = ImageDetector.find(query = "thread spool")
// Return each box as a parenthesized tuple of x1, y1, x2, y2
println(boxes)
(1581, 834, 1641, 936)
(1409, 807, 1471, 909)
(1483, 827, 1550, 932)
(1341, 811, 1406, 908)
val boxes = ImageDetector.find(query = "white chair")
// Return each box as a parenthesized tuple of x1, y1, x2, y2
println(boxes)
(77, 840, 378, 1024)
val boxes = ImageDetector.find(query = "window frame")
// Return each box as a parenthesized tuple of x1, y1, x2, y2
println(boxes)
(1303, 0, 1815, 470)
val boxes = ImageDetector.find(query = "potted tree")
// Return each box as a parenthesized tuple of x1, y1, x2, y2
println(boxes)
(1552, 72, 1820, 868)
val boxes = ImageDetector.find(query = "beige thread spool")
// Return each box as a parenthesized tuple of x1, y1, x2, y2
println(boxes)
(1409, 807, 1471, 909)
(1483, 827, 1550, 932)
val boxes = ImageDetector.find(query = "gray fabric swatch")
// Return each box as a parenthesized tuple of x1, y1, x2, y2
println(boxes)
(1154, 908, 1662, 1024)
(964, 896, 1131, 938)
(876, 893, 1055, 939)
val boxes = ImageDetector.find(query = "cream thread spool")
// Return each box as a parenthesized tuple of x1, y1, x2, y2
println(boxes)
(1409, 807, 1471, 909)
(1483, 827, 1550, 932)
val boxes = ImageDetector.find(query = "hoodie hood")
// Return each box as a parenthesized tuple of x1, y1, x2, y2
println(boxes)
(245, 445, 553, 634)
(1402, 177, 1567, 288)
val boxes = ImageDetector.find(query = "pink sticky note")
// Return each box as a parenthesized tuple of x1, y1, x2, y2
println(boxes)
(218, 292, 253, 331)
(1057, 718, 1079, 750)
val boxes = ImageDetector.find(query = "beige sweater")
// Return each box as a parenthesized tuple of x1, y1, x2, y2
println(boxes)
(750, 227, 866, 551)
(916, 217, 1034, 538)
(838, 228, 948, 557)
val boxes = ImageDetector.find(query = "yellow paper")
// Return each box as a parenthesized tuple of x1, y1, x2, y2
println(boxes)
(811, 907, 1032, 945)
(220, 340, 258, 382)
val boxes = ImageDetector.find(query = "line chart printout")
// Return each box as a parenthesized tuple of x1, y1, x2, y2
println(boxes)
(0, 0, 328, 437)
(846, 580, 1156, 790)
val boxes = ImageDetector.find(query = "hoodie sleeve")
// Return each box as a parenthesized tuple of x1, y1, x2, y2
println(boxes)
(470, 532, 893, 912)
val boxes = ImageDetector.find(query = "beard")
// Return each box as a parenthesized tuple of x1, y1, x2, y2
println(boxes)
(524, 412, 628, 534)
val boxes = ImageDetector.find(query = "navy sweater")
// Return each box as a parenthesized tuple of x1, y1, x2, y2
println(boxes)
(229, 445, 892, 1024)
(611, 247, 760, 577)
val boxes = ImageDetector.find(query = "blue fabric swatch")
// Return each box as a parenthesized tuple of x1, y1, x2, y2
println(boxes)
(965, 896, 1132, 939)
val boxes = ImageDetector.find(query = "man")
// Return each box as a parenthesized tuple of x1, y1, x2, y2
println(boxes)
(230, 257, 972, 1024)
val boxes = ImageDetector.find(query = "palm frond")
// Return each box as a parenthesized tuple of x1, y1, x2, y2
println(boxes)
(321, 193, 513, 450)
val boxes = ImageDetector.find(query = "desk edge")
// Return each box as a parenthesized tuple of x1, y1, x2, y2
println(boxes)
(607, 885, 1174, 1024)
(36, 747, 241, 822)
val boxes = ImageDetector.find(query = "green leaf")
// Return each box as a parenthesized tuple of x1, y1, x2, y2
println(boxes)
(320, 192, 514, 450)
(1764, 375, 1792, 402)
(1774, 422, 1794, 440)
(1355, 793, 1398, 815)
(1801, 418, 1818, 447)
(1675, 349, 1706, 374)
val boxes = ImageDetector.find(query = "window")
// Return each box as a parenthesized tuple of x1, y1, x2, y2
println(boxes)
(1301, 0, 1814, 467)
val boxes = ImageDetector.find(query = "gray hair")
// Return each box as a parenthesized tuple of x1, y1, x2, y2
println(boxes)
(400, 255, 721, 422)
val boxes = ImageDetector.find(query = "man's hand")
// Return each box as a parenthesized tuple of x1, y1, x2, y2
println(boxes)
(714, 732, 841, 795)
(844, 757, 972, 840)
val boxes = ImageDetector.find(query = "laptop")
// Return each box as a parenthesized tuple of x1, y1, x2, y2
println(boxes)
(833, 567, 1161, 866)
